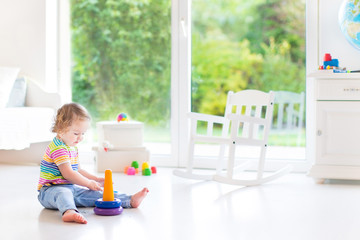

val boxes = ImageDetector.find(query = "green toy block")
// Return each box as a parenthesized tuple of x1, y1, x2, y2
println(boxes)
(131, 161, 139, 169)
(142, 168, 152, 176)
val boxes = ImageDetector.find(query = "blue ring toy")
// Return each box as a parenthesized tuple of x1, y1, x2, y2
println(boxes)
(94, 206, 123, 216)
(95, 198, 122, 209)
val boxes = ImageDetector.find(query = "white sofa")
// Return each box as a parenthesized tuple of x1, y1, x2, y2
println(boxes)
(0, 77, 61, 165)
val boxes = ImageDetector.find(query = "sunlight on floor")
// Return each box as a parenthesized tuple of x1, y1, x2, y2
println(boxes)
(1, 163, 360, 240)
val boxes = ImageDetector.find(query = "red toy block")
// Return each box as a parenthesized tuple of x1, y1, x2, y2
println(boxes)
(323, 53, 332, 61)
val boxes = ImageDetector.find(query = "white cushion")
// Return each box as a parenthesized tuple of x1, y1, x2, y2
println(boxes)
(0, 67, 20, 108)
(6, 77, 27, 107)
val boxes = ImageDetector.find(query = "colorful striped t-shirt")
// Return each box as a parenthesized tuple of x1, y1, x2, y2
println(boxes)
(37, 137, 79, 191)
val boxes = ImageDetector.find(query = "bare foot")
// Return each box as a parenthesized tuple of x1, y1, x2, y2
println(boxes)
(130, 188, 149, 208)
(62, 210, 87, 224)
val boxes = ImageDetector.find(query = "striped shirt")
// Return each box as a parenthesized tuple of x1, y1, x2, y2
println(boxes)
(37, 137, 79, 191)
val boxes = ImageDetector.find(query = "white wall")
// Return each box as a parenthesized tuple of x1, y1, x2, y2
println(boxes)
(307, 0, 360, 72)
(319, 0, 360, 70)
(0, 0, 46, 86)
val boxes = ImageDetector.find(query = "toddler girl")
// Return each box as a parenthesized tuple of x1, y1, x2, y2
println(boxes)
(37, 103, 148, 224)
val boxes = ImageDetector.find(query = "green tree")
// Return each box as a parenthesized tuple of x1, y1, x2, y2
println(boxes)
(248, 37, 306, 92)
(191, 0, 306, 116)
(244, 0, 306, 64)
(192, 34, 262, 115)
(71, 0, 171, 125)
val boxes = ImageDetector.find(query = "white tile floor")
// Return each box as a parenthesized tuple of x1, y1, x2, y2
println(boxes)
(1, 163, 360, 240)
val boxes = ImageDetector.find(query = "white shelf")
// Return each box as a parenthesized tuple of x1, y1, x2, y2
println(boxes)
(308, 70, 360, 79)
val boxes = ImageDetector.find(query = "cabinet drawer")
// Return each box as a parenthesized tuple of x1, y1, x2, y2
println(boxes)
(317, 80, 360, 100)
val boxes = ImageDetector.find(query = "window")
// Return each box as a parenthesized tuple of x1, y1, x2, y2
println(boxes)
(57, 0, 306, 170)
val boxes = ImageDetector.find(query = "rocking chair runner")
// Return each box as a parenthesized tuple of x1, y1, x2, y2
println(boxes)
(173, 90, 292, 186)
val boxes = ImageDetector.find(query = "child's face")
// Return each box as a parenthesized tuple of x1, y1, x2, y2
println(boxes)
(59, 119, 90, 147)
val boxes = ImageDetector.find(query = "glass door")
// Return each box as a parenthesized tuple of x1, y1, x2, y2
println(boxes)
(70, 0, 172, 162)
(190, 0, 306, 163)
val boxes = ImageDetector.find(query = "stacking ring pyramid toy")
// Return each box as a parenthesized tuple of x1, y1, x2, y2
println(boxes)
(94, 169, 123, 216)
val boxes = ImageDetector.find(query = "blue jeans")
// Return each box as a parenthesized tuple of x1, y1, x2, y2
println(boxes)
(38, 184, 132, 214)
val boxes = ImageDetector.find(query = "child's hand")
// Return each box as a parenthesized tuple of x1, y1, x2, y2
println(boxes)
(97, 177, 105, 187)
(87, 180, 102, 191)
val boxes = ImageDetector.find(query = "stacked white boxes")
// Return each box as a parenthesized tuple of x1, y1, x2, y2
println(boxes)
(93, 121, 150, 172)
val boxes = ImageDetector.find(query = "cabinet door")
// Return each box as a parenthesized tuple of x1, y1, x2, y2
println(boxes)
(316, 101, 360, 165)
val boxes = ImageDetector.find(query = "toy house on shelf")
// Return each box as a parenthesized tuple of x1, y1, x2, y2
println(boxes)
(93, 121, 150, 172)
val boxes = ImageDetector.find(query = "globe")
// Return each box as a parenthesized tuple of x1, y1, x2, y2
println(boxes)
(339, 0, 360, 51)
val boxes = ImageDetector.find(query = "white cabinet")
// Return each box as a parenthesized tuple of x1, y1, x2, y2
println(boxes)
(308, 72, 360, 181)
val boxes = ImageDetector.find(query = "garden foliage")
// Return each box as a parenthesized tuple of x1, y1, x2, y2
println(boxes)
(71, 0, 305, 124)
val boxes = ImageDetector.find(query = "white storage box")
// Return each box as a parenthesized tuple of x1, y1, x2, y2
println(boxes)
(94, 121, 150, 172)
(94, 146, 150, 172)
(97, 121, 144, 148)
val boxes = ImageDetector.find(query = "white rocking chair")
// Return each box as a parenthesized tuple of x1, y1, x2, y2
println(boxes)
(173, 90, 292, 186)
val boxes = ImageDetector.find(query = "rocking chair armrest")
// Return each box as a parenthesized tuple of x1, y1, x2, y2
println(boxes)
(188, 112, 226, 124)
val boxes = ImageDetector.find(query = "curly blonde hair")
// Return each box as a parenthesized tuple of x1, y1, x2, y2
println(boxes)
(52, 103, 91, 134)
